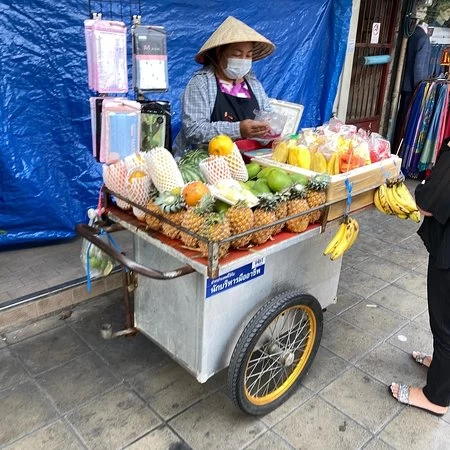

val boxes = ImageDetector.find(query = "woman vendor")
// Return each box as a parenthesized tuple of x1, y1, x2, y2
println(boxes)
(174, 16, 275, 155)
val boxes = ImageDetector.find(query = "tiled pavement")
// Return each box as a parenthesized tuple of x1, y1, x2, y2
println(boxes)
(1, 182, 450, 449)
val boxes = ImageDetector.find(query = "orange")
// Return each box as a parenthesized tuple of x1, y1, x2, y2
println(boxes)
(182, 181, 210, 207)
(208, 134, 234, 156)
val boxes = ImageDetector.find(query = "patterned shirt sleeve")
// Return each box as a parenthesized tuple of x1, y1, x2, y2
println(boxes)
(174, 67, 271, 153)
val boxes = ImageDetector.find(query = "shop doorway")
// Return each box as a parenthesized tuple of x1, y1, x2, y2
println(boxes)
(346, 0, 401, 132)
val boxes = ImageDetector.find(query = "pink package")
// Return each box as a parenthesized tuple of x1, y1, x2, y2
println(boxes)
(91, 20, 128, 93)
(84, 20, 95, 90)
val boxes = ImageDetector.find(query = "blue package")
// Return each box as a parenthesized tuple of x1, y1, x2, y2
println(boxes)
(108, 112, 139, 160)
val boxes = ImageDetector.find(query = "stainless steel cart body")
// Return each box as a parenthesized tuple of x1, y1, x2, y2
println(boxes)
(112, 214, 342, 383)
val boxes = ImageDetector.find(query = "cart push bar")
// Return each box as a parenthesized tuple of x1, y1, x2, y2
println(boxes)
(76, 223, 195, 280)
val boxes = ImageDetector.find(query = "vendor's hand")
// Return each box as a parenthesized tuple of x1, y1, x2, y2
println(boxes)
(239, 120, 271, 139)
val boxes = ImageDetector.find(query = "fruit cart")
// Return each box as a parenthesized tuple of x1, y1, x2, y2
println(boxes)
(77, 182, 368, 416)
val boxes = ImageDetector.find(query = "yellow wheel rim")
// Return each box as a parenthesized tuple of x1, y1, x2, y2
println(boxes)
(244, 305, 317, 406)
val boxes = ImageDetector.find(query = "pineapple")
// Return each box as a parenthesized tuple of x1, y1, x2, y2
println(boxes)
(306, 174, 330, 223)
(251, 193, 278, 245)
(155, 190, 186, 240)
(272, 190, 290, 235)
(286, 184, 310, 233)
(180, 194, 215, 248)
(145, 187, 162, 231)
(226, 200, 254, 249)
(198, 212, 231, 260)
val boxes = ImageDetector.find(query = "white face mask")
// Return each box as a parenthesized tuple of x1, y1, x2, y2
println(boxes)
(223, 57, 252, 80)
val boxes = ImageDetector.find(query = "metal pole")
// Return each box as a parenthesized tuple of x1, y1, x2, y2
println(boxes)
(386, 36, 408, 142)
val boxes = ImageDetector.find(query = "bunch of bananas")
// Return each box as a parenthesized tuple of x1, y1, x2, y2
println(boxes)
(373, 177, 420, 223)
(324, 217, 360, 261)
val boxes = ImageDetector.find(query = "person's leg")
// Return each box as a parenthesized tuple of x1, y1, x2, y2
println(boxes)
(390, 255, 449, 415)
(423, 256, 450, 407)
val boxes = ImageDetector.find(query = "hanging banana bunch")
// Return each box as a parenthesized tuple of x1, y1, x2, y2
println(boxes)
(323, 216, 360, 261)
(373, 176, 421, 223)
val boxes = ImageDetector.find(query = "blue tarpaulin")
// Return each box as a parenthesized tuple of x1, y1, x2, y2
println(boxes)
(0, 0, 351, 247)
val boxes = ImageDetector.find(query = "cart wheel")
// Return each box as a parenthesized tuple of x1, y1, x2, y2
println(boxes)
(228, 291, 323, 416)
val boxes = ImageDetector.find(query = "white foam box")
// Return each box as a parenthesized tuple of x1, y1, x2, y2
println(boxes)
(251, 155, 402, 220)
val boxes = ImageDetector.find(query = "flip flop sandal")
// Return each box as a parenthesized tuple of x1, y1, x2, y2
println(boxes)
(390, 383, 446, 417)
(412, 351, 431, 367)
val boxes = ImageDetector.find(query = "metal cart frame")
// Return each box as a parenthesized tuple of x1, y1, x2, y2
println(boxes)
(77, 187, 362, 415)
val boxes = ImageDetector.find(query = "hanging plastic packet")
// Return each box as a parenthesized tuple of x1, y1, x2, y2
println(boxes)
(80, 210, 119, 291)
(139, 100, 171, 151)
(91, 20, 128, 93)
(89, 97, 104, 160)
(84, 19, 96, 90)
(132, 25, 169, 92)
(100, 98, 141, 163)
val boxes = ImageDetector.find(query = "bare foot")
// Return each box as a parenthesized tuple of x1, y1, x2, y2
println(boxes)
(412, 351, 432, 368)
(390, 383, 448, 416)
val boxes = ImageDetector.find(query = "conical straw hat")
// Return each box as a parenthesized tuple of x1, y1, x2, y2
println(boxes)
(195, 16, 275, 64)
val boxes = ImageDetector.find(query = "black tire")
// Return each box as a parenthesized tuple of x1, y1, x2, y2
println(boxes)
(227, 291, 323, 416)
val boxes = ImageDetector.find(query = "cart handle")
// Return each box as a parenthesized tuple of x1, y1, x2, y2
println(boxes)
(76, 223, 195, 280)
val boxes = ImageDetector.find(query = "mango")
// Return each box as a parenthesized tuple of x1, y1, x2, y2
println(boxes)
(245, 162, 261, 179)
(256, 167, 276, 179)
(288, 173, 309, 185)
(253, 178, 272, 194)
(267, 171, 293, 193)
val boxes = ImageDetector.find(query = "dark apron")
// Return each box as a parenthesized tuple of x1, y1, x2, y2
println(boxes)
(210, 77, 260, 123)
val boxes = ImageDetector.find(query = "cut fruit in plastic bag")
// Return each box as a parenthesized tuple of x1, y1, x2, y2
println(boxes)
(103, 162, 131, 210)
(199, 156, 232, 185)
(144, 147, 184, 192)
(224, 144, 248, 181)
(80, 232, 116, 282)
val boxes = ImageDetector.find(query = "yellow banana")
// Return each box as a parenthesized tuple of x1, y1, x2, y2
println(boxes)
(324, 222, 347, 256)
(394, 182, 418, 213)
(330, 220, 356, 260)
(386, 184, 410, 216)
(373, 188, 386, 214)
(377, 184, 395, 215)
(345, 217, 360, 251)
(409, 210, 421, 223)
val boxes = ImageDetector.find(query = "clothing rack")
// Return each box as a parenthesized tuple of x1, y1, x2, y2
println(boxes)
(399, 78, 450, 178)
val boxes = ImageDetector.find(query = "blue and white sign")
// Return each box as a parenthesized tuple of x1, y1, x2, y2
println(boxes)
(206, 258, 265, 299)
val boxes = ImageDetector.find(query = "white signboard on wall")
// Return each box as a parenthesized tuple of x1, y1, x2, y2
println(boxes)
(371, 22, 381, 44)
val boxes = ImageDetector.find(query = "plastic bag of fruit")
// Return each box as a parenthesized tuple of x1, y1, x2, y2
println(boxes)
(368, 133, 391, 162)
(80, 227, 117, 291)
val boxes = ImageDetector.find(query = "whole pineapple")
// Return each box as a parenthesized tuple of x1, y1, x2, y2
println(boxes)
(286, 184, 310, 233)
(198, 212, 231, 260)
(251, 193, 278, 245)
(155, 190, 186, 240)
(145, 187, 162, 231)
(306, 174, 330, 223)
(180, 194, 215, 249)
(226, 200, 254, 249)
(272, 190, 290, 235)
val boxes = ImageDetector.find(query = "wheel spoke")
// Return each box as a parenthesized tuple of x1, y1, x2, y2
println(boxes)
(247, 353, 284, 395)
(284, 312, 307, 349)
(287, 316, 310, 352)
(254, 366, 284, 397)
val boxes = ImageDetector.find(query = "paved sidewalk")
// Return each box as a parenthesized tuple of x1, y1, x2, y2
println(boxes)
(1, 182, 450, 449)
(0, 231, 132, 304)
